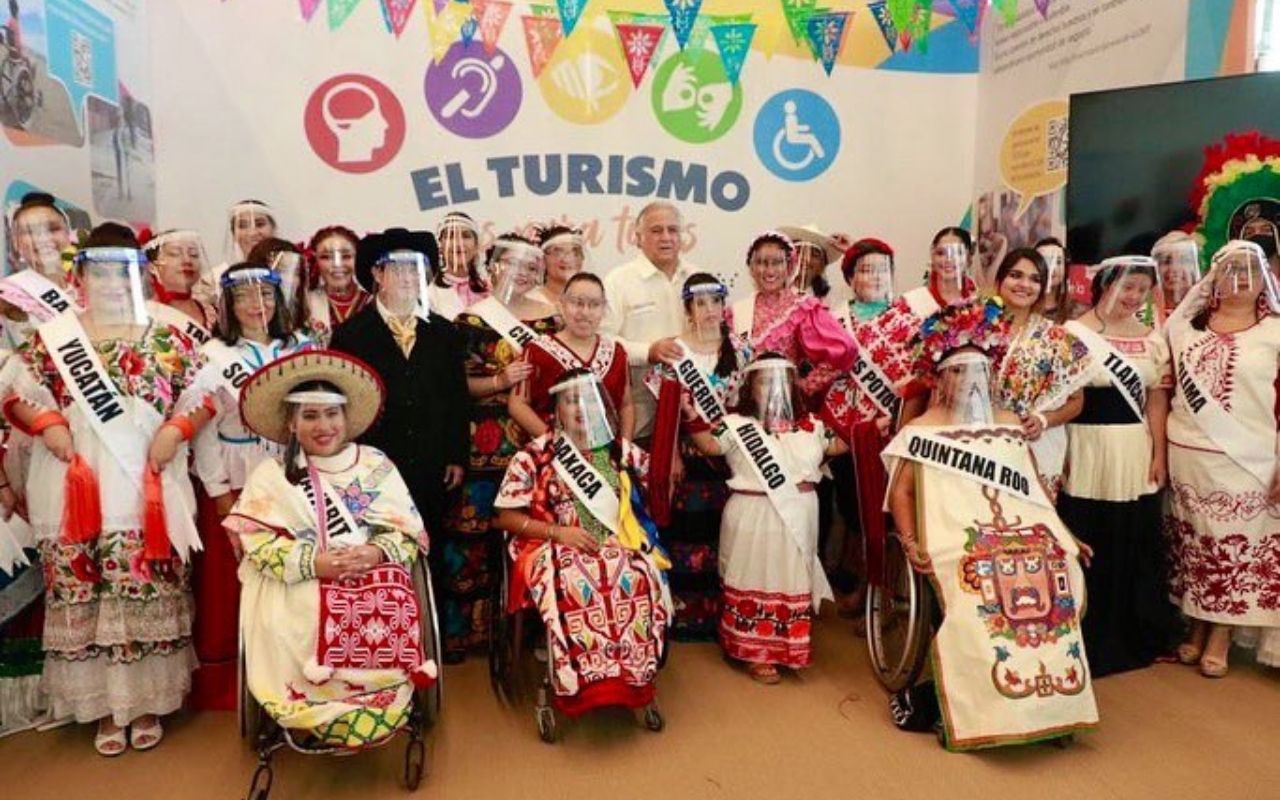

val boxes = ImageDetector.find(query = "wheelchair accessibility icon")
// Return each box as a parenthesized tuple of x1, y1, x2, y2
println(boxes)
(754, 90, 840, 182)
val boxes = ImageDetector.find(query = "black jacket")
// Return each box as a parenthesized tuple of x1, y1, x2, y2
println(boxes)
(329, 304, 470, 529)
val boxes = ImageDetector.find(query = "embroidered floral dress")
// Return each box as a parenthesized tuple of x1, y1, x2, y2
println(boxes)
(442, 312, 560, 652)
(733, 291, 855, 406)
(494, 435, 668, 716)
(11, 322, 207, 725)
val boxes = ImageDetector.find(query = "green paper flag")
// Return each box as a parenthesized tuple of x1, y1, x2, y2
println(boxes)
(780, 0, 817, 45)
(992, 0, 1017, 25)
(328, 0, 363, 30)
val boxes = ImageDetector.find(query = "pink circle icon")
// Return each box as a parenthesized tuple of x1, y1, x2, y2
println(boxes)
(304, 74, 406, 174)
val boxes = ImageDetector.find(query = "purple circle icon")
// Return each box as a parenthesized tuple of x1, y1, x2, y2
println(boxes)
(424, 43, 522, 139)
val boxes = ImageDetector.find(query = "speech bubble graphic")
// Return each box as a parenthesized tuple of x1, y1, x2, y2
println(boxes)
(999, 99, 1069, 219)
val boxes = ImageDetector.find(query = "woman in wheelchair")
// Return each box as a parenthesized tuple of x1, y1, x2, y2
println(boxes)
(493, 369, 671, 719)
(224, 351, 437, 750)
(882, 300, 1098, 751)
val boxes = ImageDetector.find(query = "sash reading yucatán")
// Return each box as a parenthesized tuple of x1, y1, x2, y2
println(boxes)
(201, 340, 259, 398)
(672, 346, 726, 424)
(1065, 320, 1146, 420)
(724, 418, 831, 602)
(883, 428, 1054, 509)
(148, 301, 211, 345)
(550, 435, 621, 535)
(40, 311, 143, 484)
(470, 297, 538, 353)
(1167, 317, 1276, 488)
(0, 271, 76, 321)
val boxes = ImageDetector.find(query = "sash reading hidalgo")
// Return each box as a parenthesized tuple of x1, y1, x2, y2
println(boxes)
(551, 435, 620, 534)
(885, 429, 1052, 509)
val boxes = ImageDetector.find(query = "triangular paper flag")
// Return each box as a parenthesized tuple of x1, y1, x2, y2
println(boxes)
(380, 0, 417, 36)
(529, 3, 557, 16)
(665, 0, 704, 50)
(780, 0, 817, 45)
(328, 0, 363, 30)
(867, 1, 897, 52)
(613, 23, 664, 88)
(556, 0, 587, 36)
(949, 0, 982, 33)
(522, 14, 564, 77)
(886, 0, 914, 32)
(429, 2, 469, 63)
(907, 1, 933, 54)
(432, 0, 447, 13)
(711, 22, 755, 85)
(460, 13, 478, 46)
(472, 0, 512, 55)
(1033, 0, 1052, 18)
(992, 0, 1017, 25)
(300, 0, 323, 22)
(805, 11, 848, 75)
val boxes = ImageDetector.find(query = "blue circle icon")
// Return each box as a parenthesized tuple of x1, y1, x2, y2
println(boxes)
(753, 90, 840, 182)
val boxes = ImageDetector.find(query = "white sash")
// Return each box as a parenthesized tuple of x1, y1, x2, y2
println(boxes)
(848, 344, 902, 419)
(201, 339, 258, 398)
(0, 270, 76, 321)
(671, 346, 725, 424)
(1065, 320, 1146, 421)
(307, 291, 332, 337)
(148, 301, 211, 346)
(40, 312, 142, 482)
(726, 417, 831, 606)
(550, 435, 620, 535)
(901, 286, 941, 320)
(300, 466, 367, 549)
(883, 427, 1054, 509)
(1168, 320, 1276, 488)
(469, 297, 538, 354)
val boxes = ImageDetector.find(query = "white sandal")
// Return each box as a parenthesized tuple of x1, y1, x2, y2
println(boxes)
(129, 718, 164, 751)
(94, 723, 127, 757)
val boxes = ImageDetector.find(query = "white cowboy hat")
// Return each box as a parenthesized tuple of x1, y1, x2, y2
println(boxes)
(778, 223, 844, 264)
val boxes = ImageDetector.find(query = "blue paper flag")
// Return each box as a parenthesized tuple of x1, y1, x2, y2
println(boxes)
(950, 0, 982, 34)
(710, 22, 756, 85)
(868, 2, 897, 53)
(556, 0, 587, 36)
(806, 11, 849, 75)
(460, 13, 478, 45)
(664, 0, 704, 50)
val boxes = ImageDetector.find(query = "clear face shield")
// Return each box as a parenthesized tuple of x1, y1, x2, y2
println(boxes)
(1097, 256, 1159, 323)
(219, 267, 280, 337)
(550, 372, 619, 451)
(270, 251, 305, 324)
(749, 243, 794, 295)
(1036, 244, 1065, 302)
(11, 206, 73, 279)
(313, 235, 358, 296)
(225, 202, 276, 263)
(1153, 239, 1200, 312)
(792, 242, 827, 293)
(683, 281, 729, 345)
(930, 240, 969, 296)
(76, 247, 150, 327)
(540, 231, 588, 287)
(744, 358, 796, 434)
(487, 240, 545, 307)
(376, 250, 431, 320)
(851, 253, 893, 304)
(147, 230, 212, 302)
(931, 350, 994, 426)
(437, 217, 480, 282)
(1211, 240, 1280, 314)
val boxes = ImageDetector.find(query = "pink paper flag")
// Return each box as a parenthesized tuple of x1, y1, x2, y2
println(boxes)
(381, 0, 418, 36)
(300, 0, 323, 21)
(613, 23, 664, 88)
(1033, 0, 1052, 18)
(472, 0, 513, 55)
(521, 15, 564, 78)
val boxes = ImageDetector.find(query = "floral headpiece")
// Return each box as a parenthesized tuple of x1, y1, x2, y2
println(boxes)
(910, 296, 1010, 384)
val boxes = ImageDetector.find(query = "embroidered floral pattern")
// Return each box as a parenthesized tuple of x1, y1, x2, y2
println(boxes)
(993, 316, 1092, 417)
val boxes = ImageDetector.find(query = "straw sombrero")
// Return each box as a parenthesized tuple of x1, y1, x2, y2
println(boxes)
(778, 223, 843, 264)
(239, 350, 385, 444)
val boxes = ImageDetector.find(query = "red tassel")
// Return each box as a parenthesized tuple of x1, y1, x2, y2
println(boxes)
(142, 466, 172, 561)
(61, 455, 102, 545)
(647, 378, 682, 528)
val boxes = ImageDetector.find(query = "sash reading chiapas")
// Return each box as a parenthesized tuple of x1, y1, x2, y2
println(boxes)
(1167, 317, 1276, 489)
(883, 427, 1054, 509)
(148, 301, 211, 345)
(1065, 320, 1146, 421)
(39, 311, 143, 483)
(469, 297, 538, 354)
(550, 435, 621, 534)
(671, 345, 726, 424)
(0, 271, 75, 322)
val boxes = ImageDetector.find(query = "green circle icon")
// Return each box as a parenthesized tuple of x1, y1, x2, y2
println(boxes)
(650, 48, 743, 144)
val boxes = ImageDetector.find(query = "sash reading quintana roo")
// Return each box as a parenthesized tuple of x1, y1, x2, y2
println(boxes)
(883, 427, 1054, 509)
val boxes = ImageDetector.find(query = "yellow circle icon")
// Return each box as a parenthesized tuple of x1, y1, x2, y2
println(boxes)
(537, 21, 632, 125)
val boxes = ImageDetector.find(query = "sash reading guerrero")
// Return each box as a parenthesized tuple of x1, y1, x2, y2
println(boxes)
(0, 270, 75, 322)
(1065, 320, 1146, 420)
(1167, 317, 1276, 488)
(882, 428, 1054, 509)
(672, 345, 726, 424)
(148, 300, 211, 345)
(469, 297, 538, 354)
(550, 434, 621, 535)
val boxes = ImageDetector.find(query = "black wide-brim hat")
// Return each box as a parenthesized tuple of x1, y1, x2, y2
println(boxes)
(356, 228, 440, 293)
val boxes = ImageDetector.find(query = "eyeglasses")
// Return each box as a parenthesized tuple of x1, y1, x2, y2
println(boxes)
(562, 296, 604, 311)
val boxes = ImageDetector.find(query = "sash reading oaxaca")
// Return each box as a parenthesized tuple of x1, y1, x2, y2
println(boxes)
(411, 154, 750, 213)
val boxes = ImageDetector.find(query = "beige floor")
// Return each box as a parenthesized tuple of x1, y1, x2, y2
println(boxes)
(3, 616, 1279, 800)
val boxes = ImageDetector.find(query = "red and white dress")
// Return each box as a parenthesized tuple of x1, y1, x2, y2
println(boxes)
(522, 334, 628, 426)
(732, 291, 854, 406)
(717, 414, 834, 668)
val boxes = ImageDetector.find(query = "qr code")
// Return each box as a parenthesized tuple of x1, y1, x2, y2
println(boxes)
(71, 31, 93, 88)
(1046, 116, 1068, 173)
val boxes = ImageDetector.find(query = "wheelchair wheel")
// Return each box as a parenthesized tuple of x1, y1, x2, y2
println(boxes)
(866, 535, 931, 693)
(488, 542, 517, 705)
(535, 704, 557, 744)
(412, 556, 443, 726)
(245, 761, 274, 800)
(642, 702, 664, 733)
(238, 643, 267, 747)
(402, 733, 427, 791)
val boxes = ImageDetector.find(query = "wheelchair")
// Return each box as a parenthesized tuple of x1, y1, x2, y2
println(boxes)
(865, 532, 932, 693)
(487, 531, 665, 743)
(239, 555, 444, 800)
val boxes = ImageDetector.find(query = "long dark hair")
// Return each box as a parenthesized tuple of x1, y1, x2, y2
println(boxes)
(1034, 236, 1070, 321)
(217, 262, 295, 345)
(734, 352, 800, 420)
(437, 211, 487, 294)
(931, 226, 973, 254)
(681, 272, 737, 378)
(994, 248, 1049, 308)
(283, 379, 346, 485)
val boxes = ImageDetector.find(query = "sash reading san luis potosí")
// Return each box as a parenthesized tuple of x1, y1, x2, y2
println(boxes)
(551, 434, 620, 534)
(849, 345, 902, 419)
(885, 428, 1052, 509)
